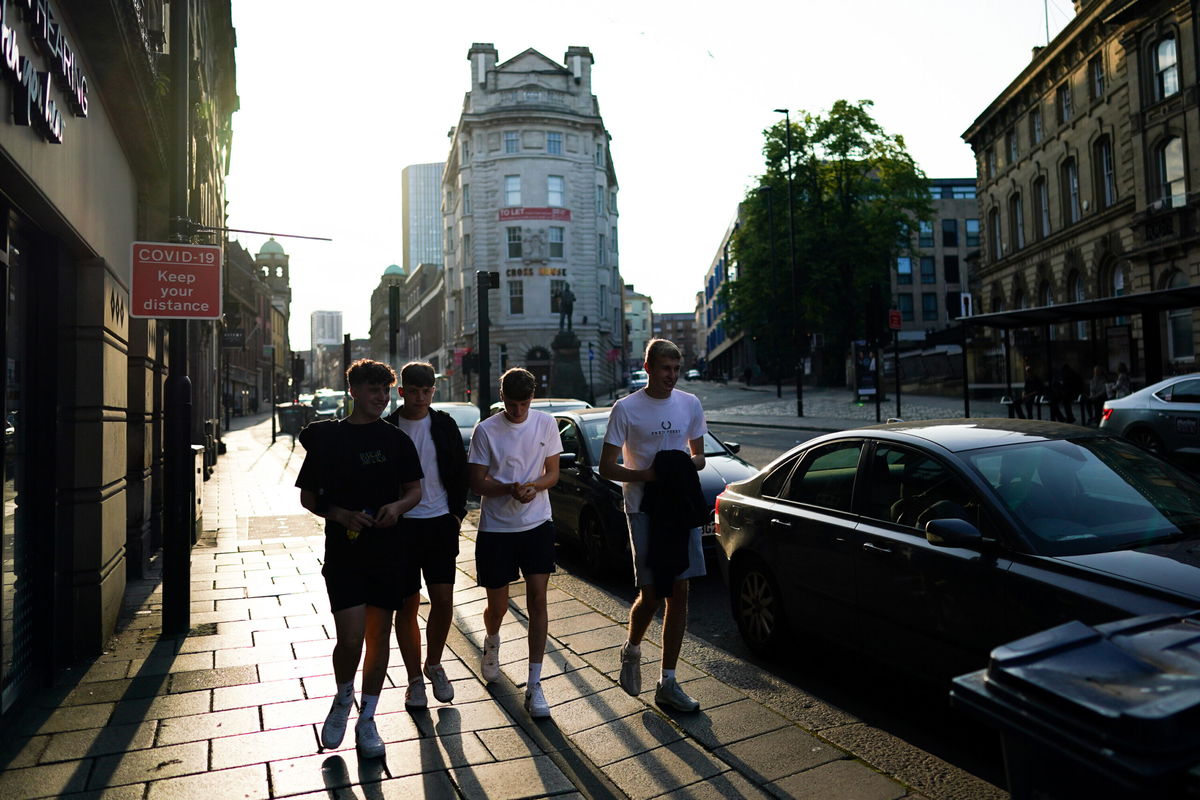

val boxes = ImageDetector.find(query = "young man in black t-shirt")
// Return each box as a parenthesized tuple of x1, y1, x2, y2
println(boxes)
(296, 359, 423, 759)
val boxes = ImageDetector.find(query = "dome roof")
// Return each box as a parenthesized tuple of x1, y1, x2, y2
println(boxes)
(383, 264, 405, 276)
(258, 237, 286, 256)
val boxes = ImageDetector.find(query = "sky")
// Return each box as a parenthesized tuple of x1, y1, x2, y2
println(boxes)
(225, 0, 1076, 349)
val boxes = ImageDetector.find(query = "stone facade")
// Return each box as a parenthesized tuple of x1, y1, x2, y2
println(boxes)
(443, 44, 623, 401)
(963, 0, 1199, 382)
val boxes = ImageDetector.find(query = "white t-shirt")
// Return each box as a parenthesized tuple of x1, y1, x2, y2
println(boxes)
(392, 412, 449, 519)
(468, 409, 563, 532)
(604, 388, 707, 513)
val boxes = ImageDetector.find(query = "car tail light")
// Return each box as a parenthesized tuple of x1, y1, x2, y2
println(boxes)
(1101, 408, 1113, 424)
(714, 491, 724, 535)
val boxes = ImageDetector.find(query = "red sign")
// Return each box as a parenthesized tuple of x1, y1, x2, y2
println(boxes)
(888, 309, 903, 331)
(131, 242, 223, 320)
(497, 207, 572, 222)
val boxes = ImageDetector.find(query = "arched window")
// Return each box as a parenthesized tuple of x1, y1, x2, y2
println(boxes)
(1033, 176, 1051, 239)
(1094, 136, 1116, 209)
(1110, 263, 1129, 325)
(988, 207, 1002, 261)
(1061, 158, 1081, 224)
(1072, 272, 1088, 340)
(1156, 137, 1186, 208)
(1040, 280, 1056, 340)
(1009, 193, 1025, 251)
(1014, 288, 1027, 310)
(1154, 36, 1179, 101)
(1164, 270, 1195, 360)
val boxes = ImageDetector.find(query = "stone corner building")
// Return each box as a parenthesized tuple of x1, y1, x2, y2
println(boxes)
(962, 0, 1199, 383)
(443, 44, 623, 400)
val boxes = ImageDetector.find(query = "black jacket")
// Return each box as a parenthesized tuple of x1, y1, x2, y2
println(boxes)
(640, 449, 707, 597)
(385, 407, 469, 520)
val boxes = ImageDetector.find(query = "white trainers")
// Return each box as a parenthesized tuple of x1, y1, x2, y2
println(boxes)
(320, 699, 352, 749)
(619, 643, 642, 696)
(655, 677, 700, 712)
(481, 634, 501, 683)
(404, 678, 427, 709)
(424, 663, 454, 703)
(524, 682, 550, 718)
(355, 716, 385, 759)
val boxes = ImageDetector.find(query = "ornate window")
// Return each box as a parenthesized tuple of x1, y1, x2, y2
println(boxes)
(1154, 37, 1179, 101)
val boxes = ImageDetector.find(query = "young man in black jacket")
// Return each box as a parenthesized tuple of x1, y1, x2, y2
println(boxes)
(385, 362, 469, 708)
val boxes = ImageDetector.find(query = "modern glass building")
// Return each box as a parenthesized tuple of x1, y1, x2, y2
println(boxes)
(402, 163, 445, 273)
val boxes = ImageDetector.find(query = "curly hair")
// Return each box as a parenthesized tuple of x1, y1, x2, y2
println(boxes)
(345, 359, 397, 388)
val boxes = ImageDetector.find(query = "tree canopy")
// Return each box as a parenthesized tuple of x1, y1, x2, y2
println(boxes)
(722, 100, 931, 385)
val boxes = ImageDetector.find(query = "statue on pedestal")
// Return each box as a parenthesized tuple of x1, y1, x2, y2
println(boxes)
(557, 282, 576, 331)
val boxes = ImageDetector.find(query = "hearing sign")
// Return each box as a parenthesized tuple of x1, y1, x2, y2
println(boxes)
(130, 242, 223, 320)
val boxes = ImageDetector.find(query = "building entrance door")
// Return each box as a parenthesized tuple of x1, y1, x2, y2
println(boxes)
(525, 346, 551, 397)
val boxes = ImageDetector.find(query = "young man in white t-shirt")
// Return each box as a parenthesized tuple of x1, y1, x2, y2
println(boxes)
(600, 339, 707, 712)
(467, 367, 563, 718)
(385, 362, 469, 710)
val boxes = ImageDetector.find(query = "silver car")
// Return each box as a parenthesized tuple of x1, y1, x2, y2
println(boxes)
(1100, 372, 1200, 459)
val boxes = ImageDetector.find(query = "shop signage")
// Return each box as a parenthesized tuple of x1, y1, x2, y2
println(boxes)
(130, 241, 223, 320)
(0, 0, 90, 144)
(505, 266, 567, 277)
(497, 208, 571, 222)
(222, 329, 244, 348)
(888, 310, 902, 330)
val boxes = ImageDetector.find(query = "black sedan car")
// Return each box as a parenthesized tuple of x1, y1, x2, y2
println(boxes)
(715, 419, 1200, 682)
(550, 407, 758, 571)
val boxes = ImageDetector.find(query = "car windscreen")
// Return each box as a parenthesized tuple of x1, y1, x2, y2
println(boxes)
(439, 406, 480, 427)
(579, 416, 729, 462)
(312, 395, 340, 411)
(963, 437, 1200, 556)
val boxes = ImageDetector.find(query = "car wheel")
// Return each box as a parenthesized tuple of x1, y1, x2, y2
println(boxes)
(730, 558, 787, 657)
(579, 511, 614, 574)
(1125, 427, 1165, 456)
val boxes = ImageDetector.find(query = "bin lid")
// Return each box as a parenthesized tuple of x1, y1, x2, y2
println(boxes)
(981, 613, 1200, 753)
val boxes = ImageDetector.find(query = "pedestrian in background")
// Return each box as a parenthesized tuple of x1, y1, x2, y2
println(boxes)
(467, 367, 563, 718)
(1087, 365, 1109, 425)
(600, 338, 707, 713)
(385, 362, 468, 710)
(296, 359, 423, 759)
(1114, 362, 1132, 398)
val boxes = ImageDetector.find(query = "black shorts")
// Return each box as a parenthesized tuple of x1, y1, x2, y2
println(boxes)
(322, 528, 418, 613)
(405, 513, 461, 587)
(475, 521, 556, 589)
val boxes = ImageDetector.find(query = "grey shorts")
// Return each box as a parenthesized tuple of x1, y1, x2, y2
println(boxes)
(626, 512, 705, 589)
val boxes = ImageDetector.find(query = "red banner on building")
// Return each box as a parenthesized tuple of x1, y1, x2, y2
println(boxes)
(497, 207, 572, 222)
(130, 241, 223, 320)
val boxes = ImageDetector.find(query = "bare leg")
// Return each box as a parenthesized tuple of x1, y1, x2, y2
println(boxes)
(424, 584, 454, 666)
(330, 605, 367, 685)
(660, 580, 689, 670)
(360, 605, 394, 696)
(524, 574, 550, 663)
(483, 585, 509, 637)
(394, 594, 422, 681)
(627, 585, 661, 647)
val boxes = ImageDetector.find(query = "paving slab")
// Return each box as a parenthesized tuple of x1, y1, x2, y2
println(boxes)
(144, 764, 267, 800)
(769, 758, 908, 800)
(605, 738, 729, 800)
(449, 754, 575, 800)
(40, 721, 158, 763)
(87, 740, 208, 788)
(569, 709, 684, 766)
(714, 725, 844, 783)
(210, 726, 320, 769)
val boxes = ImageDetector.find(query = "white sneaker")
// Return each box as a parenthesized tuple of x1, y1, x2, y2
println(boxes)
(320, 699, 352, 749)
(424, 663, 454, 703)
(481, 634, 500, 683)
(355, 716, 385, 759)
(405, 678, 427, 709)
(655, 677, 700, 712)
(524, 682, 550, 718)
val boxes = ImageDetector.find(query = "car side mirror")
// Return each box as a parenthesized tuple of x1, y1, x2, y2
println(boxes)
(925, 517, 984, 548)
(559, 452, 578, 467)
(725, 442, 741, 454)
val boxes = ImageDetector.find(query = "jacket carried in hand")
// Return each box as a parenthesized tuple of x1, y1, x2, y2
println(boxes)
(385, 407, 469, 520)
(640, 449, 707, 597)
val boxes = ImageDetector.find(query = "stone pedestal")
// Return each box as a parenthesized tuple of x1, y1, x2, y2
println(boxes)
(550, 330, 589, 401)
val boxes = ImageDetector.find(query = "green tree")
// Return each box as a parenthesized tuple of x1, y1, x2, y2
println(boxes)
(723, 100, 931, 386)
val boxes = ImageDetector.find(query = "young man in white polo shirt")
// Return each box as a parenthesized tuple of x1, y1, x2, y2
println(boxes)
(467, 368, 563, 718)
(600, 339, 707, 712)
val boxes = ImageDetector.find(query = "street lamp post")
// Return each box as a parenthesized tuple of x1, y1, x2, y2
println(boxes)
(758, 185, 781, 399)
(774, 108, 803, 417)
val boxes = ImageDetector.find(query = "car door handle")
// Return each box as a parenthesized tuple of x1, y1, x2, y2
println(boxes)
(770, 519, 793, 530)
(862, 542, 892, 556)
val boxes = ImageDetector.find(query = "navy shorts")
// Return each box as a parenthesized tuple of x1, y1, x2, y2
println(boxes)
(405, 513, 461, 587)
(475, 521, 556, 589)
(322, 527, 419, 613)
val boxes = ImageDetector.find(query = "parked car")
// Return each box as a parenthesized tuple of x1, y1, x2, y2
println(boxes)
(488, 397, 592, 417)
(1100, 372, 1200, 461)
(685, 369, 701, 381)
(549, 407, 758, 571)
(715, 418, 1200, 684)
(310, 391, 344, 421)
(430, 401, 481, 451)
(627, 370, 649, 393)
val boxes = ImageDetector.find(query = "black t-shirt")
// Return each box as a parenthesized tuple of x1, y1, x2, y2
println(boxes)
(296, 419, 423, 563)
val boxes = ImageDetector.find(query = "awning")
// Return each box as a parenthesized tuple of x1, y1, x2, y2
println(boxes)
(959, 285, 1200, 330)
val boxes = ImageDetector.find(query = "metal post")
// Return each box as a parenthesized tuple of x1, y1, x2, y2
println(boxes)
(476, 271, 498, 414)
(759, 185, 780, 399)
(270, 343, 277, 443)
(775, 108, 803, 416)
(874, 345, 881, 423)
(342, 334, 351, 411)
(962, 323, 971, 419)
(388, 284, 399, 367)
(894, 330, 901, 419)
(163, 0, 192, 635)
